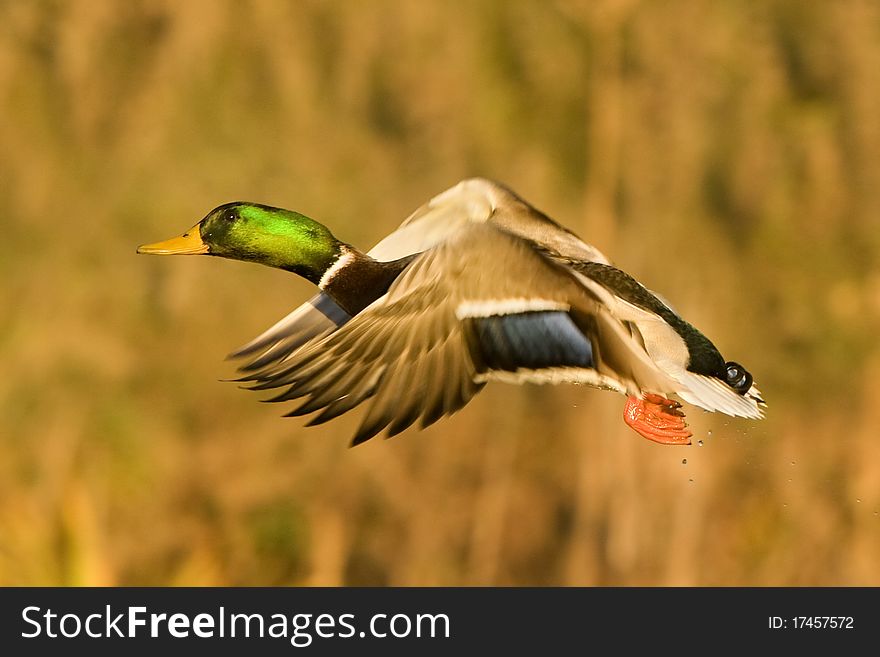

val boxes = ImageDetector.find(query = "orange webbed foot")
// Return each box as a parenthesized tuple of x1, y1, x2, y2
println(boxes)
(623, 393, 692, 445)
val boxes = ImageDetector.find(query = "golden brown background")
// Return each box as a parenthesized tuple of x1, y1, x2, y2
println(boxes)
(1, 0, 878, 586)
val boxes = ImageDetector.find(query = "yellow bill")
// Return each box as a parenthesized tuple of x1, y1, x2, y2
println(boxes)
(137, 224, 208, 255)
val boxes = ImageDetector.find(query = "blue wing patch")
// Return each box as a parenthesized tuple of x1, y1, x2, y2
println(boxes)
(466, 311, 593, 372)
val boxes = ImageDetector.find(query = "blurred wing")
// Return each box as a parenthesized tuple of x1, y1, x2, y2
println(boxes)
(228, 293, 350, 370)
(365, 178, 496, 261)
(243, 223, 623, 445)
(371, 177, 611, 264)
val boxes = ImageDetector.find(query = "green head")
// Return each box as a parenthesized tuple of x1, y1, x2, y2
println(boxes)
(137, 202, 344, 284)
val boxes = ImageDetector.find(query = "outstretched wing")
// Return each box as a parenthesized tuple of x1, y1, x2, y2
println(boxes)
(240, 222, 659, 445)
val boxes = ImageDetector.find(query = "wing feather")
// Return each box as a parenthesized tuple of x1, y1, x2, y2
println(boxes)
(248, 223, 614, 442)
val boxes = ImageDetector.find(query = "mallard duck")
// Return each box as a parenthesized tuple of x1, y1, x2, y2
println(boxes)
(138, 178, 765, 445)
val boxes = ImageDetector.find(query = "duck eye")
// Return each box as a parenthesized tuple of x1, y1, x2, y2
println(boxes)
(224, 210, 236, 222)
(724, 361, 753, 394)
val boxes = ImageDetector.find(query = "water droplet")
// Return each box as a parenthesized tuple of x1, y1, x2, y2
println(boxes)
(790, 461, 796, 466)
(688, 478, 694, 483)
(707, 430, 713, 437)
(787, 479, 792, 483)
(856, 499, 862, 503)
(783, 503, 787, 508)
(681, 458, 687, 465)
(697, 440, 704, 447)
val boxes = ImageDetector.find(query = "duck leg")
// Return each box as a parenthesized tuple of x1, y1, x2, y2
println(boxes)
(623, 393, 692, 445)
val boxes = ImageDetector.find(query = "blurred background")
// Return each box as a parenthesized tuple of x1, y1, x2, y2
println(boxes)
(1, 0, 879, 586)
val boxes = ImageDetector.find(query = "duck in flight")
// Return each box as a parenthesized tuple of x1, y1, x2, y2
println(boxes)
(138, 178, 765, 446)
